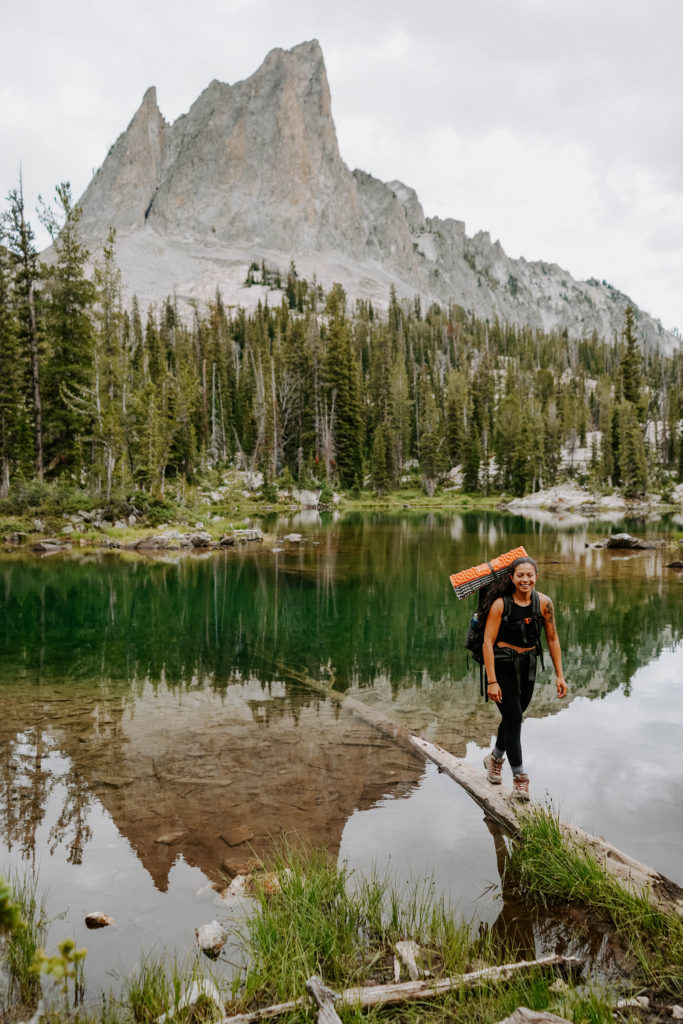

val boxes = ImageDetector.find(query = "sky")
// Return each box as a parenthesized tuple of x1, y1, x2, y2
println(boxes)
(2, 0, 682, 334)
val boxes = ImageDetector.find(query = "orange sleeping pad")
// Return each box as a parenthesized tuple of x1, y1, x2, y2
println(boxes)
(449, 545, 529, 600)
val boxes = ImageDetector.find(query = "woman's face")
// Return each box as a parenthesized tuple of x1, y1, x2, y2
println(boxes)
(511, 562, 537, 595)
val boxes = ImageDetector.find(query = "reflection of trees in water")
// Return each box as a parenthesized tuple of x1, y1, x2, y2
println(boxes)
(481, 817, 622, 974)
(0, 728, 93, 865)
(0, 518, 680, 706)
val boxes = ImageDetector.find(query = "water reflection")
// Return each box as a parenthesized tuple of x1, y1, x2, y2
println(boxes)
(0, 512, 681, 990)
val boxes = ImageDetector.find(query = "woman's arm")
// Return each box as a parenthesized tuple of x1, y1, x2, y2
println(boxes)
(540, 593, 568, 698)
(483, 598, 504, 703)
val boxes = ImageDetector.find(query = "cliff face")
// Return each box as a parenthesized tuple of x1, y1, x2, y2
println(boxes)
(74, 40, 676, 350)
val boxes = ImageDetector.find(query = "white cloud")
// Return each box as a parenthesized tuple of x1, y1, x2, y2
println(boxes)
(2, 0, 682, 332)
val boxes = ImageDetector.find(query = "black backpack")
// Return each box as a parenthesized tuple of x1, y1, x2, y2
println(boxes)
(465, 590, 545, 699)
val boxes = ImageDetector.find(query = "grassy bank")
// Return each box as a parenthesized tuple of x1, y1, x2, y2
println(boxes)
(0, 478, 510, 554)
(508, 807, 683, 1000)
(7, 824, 678, 1024)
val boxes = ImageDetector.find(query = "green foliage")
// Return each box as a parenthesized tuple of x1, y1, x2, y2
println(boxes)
(0, 876, 22, 933)
(235, 843, 484, 1008)
(509, 805, 683, 997)
(36, 936, 87, 1004)
(1, 872, 48, 1004)
(1, 191, 682, 504)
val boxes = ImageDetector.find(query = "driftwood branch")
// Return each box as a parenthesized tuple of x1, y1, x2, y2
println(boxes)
(220, 955, 583, 1024)
(306, 976, 343, 1024)
(394, 939, 427, 981)
(496, 1009, 574, 1024)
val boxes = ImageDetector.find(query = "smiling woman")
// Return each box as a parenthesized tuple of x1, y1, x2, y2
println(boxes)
(481, 556, 568, 801)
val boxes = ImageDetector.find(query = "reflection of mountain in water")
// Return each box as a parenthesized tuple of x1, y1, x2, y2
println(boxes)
(0, 680, 424, 889)
(1, 514, 680, 882)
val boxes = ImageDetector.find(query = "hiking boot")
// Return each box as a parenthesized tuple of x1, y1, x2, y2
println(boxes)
(483, 753, 505, 785)
(511, 774, 530, 801)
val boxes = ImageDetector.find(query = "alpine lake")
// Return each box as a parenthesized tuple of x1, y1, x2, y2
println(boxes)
(1, 508, 682, 996)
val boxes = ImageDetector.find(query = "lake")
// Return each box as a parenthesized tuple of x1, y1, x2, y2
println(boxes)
(1, 510, 682, 993)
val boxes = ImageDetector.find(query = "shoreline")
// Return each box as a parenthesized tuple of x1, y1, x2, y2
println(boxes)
(1, 483, 682, 559)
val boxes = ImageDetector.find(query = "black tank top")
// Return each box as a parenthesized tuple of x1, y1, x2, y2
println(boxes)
(496, 599, 538, 647)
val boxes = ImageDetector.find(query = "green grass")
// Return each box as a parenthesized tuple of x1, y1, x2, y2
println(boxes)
(223, 843, 608, 1024)
(507, 805, 683, 998)
(1, 870, 49, 1006)
(1, 850, 624, 1024)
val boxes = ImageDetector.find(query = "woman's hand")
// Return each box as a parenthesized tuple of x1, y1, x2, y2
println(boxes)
(487, 681, 502, 703)
(556, 677, 568, 698)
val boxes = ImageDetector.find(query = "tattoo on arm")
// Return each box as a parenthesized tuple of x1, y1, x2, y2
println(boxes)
(544, 598, 558, 640)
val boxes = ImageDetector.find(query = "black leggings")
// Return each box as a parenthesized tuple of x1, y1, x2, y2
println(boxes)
(492, 649, 537, 770)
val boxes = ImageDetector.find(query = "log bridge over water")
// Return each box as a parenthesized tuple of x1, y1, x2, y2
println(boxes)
(275, 662, 683, 917)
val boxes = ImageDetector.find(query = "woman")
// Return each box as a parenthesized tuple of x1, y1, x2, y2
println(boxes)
(481, 556, 568, 800)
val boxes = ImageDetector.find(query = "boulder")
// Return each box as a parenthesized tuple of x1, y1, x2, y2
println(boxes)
(666, 560, 683, 569)
(135, 535, 168, 550)
(156, 977, 222, 1024)
(291, 488, 321, 508)
(32, 540, 62, 552)
(194, 920, 227, 959)
(85, 912, 115, 929)
(605, 533, 656, 549)
(191, 531, 213, 548)
(219, 534, 235, 546)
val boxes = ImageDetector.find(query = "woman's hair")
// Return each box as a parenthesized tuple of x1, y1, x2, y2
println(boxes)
(477, 556, 538, 615)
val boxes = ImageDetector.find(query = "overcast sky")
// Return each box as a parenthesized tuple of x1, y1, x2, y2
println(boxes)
(2, 0, 681, 333)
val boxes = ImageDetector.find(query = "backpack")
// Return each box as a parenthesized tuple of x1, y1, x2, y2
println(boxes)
(465, 590, 545, 700)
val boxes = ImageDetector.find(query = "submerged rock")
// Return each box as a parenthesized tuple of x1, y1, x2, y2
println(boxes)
(220, 824, 254, 847)
(154, 830, 186, 845)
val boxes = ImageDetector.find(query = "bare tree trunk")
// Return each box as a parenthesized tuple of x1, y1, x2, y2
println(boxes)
(28, 279, 43, 479)
(0, 454, 9, 498)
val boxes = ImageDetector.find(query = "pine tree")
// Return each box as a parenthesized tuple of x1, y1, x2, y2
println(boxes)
(39, 183, 95, 476)
(370, 422, 391, 495)
(462, 424, 480, 492)
(5, 176, 44, 478)
(0, 230, 25, 495)
(620, 306, 644, 418)
(618, 400, 648, 497)
(323, 286, 363, 488)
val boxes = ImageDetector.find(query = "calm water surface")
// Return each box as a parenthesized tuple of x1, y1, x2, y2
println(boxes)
(1, 510, 682, 993)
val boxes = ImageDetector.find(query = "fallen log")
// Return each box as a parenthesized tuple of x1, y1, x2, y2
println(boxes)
(265, 661, 683, 916)
(220, 955, 582, 1024)
(409, 734, 683, 915)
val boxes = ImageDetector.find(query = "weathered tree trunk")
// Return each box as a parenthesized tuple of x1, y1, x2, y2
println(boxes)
(28, 280, 43, 479)
(220, 956, 582, 1024)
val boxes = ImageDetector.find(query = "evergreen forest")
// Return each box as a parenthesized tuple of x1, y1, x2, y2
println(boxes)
(1, 181, 682, 507)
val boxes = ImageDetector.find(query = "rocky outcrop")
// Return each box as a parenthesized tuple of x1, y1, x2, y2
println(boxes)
(73, 41, 677, 351)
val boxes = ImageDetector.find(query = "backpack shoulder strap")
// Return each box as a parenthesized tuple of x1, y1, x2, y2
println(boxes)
(502, 594, 513, 619)
(532, 590, 546, 667)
